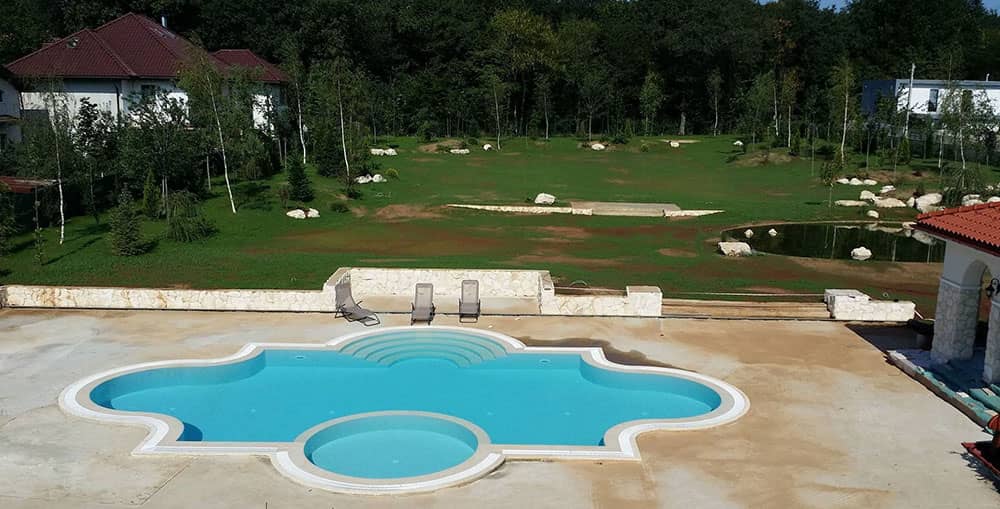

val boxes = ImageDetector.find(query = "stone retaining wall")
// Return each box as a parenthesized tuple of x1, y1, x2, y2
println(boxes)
(1, 285, 331, 312)
(329, 267, 545, 299)
(824, 289, 915, 322)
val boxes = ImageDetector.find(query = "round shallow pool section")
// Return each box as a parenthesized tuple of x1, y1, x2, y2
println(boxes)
(64, 326, 749, 495)
(304, 414, 479, 479)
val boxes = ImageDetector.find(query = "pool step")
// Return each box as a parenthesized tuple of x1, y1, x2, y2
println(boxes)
(340, 331, 508, 367)
(661, 299, 831, 319)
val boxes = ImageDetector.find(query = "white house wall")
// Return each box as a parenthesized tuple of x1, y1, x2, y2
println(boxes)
(896, 83, 1000, 117)
(0, 78, 20, 119)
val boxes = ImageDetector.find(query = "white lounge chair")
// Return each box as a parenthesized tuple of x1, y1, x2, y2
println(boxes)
(459, 280, 480, 322)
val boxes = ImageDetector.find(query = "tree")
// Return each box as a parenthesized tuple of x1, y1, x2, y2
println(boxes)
(285, 157, 314, 202)
(780, 70, 799, 147)
(166, 191, 215, 242)
(0, 186, 14, 259)
(707, 69, 723, 136)
(820, 161, 836, 208)
(741, 72, 775, 146)
(108, 192, 144, 256)
(639, 71, 665, 136)
(74, 98, 117, 224)
(279, 39, 309, 165)
(141, 169, 159, 218)
(830, 58, 855, 166)
(39, 81, 73, 245)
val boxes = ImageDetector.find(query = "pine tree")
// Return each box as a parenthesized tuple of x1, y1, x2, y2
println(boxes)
(285, 157, 314, 202)
(141, 169, 159, 218)
(109, 192, 145, 256)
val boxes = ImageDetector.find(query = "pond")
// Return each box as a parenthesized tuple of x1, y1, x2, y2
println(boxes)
(722, 223, 945, 262)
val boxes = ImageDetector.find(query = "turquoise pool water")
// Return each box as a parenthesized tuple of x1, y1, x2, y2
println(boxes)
(89, 329, 724, 478)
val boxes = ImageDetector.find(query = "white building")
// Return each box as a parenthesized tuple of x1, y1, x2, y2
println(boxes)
(0, 68, 22, 151)
(863, 79, 1000, 118)
(5, 13, 286, 131)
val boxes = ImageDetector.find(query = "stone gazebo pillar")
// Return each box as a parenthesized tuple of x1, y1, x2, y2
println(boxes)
(931, 278, 981, 364)
(984, 296, 1000, 383)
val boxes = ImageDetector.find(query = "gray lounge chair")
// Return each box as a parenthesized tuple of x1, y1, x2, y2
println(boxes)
(411, 283, 435, 324)
(459, 280, 480, 322)
(334, 281, 379, 326)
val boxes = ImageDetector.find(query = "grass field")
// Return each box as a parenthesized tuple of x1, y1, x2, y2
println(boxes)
(4, 135, 991, 314)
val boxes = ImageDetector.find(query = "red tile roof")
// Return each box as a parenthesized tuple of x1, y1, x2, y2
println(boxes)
(213, 50, 288, 84)
(914, 201, 1000, 256)
(5, 13, 286, 83)
(0, 176, 57, 194)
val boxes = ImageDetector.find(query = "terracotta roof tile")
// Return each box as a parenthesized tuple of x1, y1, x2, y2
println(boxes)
(212, 49, 288, 83)
(6, 29, 136, 78)
(914, 201, 1000, 256)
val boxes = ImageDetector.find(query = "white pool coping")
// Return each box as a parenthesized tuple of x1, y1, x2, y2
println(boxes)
(59, 325, 750, 495)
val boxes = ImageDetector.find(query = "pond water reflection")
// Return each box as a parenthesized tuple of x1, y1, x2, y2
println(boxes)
(722, 223, 944, 262)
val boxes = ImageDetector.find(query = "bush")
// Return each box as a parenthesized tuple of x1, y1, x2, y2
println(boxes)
(330, 202, 350, 214)
(276, 184, 291, 209)
(387, 143, 400, 149)
(345, 186, 363, 200)
(285, 158, 314, 202)
(815, 144, 836, 160)
(109, 192, 145, 256)
(466, 137, 480, 147)
(141, 169, 159, 218)
(385, 168, 400, 180)
(416, 120, 434, 143)
(167, 191, 215, 242)
(611, 133, 629, 145)
(640, 143, 649, 153)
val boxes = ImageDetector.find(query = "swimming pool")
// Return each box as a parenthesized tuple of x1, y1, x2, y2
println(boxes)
(62, 326, 748, 494)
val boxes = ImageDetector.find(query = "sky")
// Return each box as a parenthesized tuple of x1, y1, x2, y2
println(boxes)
(762, 0, 1000, 11)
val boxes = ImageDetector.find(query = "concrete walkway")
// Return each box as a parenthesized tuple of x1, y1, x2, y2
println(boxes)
(0, 310, 997, 508)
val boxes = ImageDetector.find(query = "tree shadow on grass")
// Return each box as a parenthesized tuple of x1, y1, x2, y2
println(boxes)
(43, 237, 102, 266)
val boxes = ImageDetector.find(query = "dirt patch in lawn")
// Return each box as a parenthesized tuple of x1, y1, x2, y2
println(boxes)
(417, 139, 463, 153)
(605, 178, 629, 185)
(735, 151, 793, 167)
(536, 226, 592, 240)
(660, 139, 700, 144)
(658, 248, 697, 258)
(349, 205, 367, 217)
(408, 157, 442, 163)
(507, 253, 624, 268)
(271, 223, 502, 257)
(374, 204, 445, 222)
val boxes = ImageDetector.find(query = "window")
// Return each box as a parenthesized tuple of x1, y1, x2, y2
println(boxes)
(927, 89, 939, 112)
(0, 90, 4, 103)
(141, 84, 157, 99)
(0, 133, 7, 152)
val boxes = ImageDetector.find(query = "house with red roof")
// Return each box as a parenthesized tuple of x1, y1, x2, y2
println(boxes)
(915, 201, 1000, 383)
(4, 13, 287, 130)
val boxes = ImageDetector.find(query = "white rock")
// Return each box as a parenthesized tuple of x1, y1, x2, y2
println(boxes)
(915, 193, 942, 213)
(733, 140, 744, 147)
(867, 210, 880, 219)
(371, 174, 386, 183)
(355, 175, 372, 184)
(863, 179, 878, 186)
(670, 141, 681, 148)
(744, 229, 754, 239)
(902, 222, 915, 230)
(306, 208, 320, 218)
(591, 143, 606, 151)
(849, 177, 864, 186)
(851, 247, 872, 261)
(835, 200, 868, 207)
(860, 190, 877, 201)
(911, 230, 935, 245)
(906, 196, 916, 207)
(719, 242, 752, 257)
(286, 209, 306, 219)
(880, 185, 895, 194)
(450, 148, 470, 155)
(962, 194, 983, 206)
(483, 144, 493, 151)
(836, 178, 851, 185)
(384, 148, 398, 156)
(369, 148, 385, 156)
(768, 228, 778, 237)
(988, 196, 1000, 203)
(534, 193, 556, 205)
(873, 197, 907, 208)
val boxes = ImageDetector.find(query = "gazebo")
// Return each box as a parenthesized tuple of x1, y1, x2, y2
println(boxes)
(915, 201, 1000, 383)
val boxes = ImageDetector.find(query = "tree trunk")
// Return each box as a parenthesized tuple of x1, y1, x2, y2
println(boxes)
(959, 128, 966, 169)
(787, 104, 792, 147)
(543, 92, 550, 140)
(296, 83, 307, 165)
(338, 85, 351, 178)
(840, 83, 849, 162)
(53, 128, 65, 245)
(209, 85, 236, 214)
(205, 155, 212, 190)
(588, 112, 593, 141)
(678, 112, 686, 136)
(493, 82, 502, 150)
(713, 96, 719, 136)
(773, 84, 779, 137)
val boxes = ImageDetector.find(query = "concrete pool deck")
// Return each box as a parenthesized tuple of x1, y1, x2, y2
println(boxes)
(0, 310, 997, 508)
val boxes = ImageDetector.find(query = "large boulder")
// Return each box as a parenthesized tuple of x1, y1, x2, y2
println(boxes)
(483, 144, 493, 151)
(867, 210, 880, 219)
(744, 229, 754, 239)
(450, 148, 471, 155)
(369, 148, 385, 156)
(286, 209, 306, 219)
(880, 185, 896, 194)
(306, 208, 320, 218)
(669, 141, 681, 148)
(371, 174, 386, 183)
(988, 196, 1000, 203)
(862, 179, 878, 186)
(591, 143, 606, 151)
(733, 140, 744, 147)
(719, 242, 752, 257)
(849, 177, 864, 186)
(860, 190, 877, 201)
(906, 196, 916, 207)
(384, 148, 398, 156)
(914, 193, 942, 213)
(962, 194, 983, 206)
(534, 193, 556, 205)
(835, 200, 868, 207)
(836, 178, 851, 185)
(768, 228, 778, 237)
(873, 197, 907, 208)
(355, 175, 373, 184)
(851, 247, 872, 261)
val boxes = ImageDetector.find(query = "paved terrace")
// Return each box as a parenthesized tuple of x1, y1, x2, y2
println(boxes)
(0, 310, 997, 508)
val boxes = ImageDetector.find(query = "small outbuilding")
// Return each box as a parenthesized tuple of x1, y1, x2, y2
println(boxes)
(916, 202, 1000, 382)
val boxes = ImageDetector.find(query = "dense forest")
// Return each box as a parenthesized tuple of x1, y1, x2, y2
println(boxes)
(4, 0, 1000, 137)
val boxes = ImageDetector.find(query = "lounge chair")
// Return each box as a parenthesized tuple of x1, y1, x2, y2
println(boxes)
(459, 280, 480, 322)
(334, 281, 380, 326)
(411, 283, 435, 324)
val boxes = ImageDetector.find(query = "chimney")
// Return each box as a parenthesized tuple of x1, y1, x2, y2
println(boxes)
(161, 16, 168, 29)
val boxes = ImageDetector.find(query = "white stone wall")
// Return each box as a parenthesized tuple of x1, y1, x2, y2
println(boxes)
(824, 289, 915, 322)
(1, 285, 331, 312)
(540, 286, 662, 317)
(931, 280, 981, 363)
(982, 297, 1000, 383)
(330, 268, 546, 299)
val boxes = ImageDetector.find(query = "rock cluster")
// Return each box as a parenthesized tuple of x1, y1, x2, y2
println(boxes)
(719, 242, 752, 257)
(534, 193, 556, 205)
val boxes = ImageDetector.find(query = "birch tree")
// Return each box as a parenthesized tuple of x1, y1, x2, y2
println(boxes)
(639, 71, 665, 136)
(707, 69, 723, 136)
(830, 59, 855, 167)
(40, 82, 72, 244)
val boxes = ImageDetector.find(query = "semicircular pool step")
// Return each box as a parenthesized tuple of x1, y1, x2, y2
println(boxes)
(340, 331, 508, 367)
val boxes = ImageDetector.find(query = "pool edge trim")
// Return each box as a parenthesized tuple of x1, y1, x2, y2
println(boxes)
(59, 325, 749, 495)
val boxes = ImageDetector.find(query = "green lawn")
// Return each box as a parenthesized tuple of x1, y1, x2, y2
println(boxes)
(4, 135, 988, 313)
